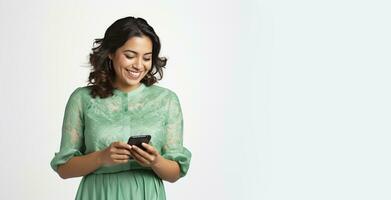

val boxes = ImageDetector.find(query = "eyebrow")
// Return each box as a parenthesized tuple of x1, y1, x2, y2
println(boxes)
(123, 50, 152, 55)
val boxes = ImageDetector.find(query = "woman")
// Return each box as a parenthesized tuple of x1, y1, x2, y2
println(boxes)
(50, 16, 191, 200)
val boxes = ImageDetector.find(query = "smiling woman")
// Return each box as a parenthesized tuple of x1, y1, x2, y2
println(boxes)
(88, 16, 167, 98)
(108, 35, 153, 92)
(50, 16, 191, 200)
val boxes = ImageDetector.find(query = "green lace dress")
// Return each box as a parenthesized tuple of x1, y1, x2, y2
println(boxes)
(50, 83, 191, 200)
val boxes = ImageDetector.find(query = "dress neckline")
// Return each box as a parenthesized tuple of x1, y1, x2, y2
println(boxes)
(113, 83, 146, 97)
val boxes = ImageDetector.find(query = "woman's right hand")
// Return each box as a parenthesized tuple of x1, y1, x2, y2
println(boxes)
(99, 141, 133, 167)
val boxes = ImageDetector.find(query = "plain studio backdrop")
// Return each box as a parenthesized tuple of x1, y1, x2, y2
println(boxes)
(0, 0, 390, 199)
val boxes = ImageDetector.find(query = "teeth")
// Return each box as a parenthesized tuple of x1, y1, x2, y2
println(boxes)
(130, 71, 139, 76)
(126, 69, 139, 73)
(126, 69, 141, 78)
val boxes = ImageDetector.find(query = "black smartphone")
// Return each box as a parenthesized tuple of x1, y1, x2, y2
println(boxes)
(127, 135, 151, 151)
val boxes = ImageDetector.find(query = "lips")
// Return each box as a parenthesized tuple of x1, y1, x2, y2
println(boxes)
(125, 69, 141, 79)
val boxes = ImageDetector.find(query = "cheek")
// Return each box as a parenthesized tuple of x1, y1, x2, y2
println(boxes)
(146, 63, 152, 70)
(114, 55, 132, 67)
(118, 58, 132, 67)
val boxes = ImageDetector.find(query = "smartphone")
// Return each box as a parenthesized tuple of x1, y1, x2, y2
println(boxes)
(127, 134, 151, 151)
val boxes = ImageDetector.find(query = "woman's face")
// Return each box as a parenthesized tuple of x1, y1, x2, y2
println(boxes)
(109, 35, 153, 92)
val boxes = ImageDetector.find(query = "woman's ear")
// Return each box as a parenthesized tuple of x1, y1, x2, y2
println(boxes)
(108, 53, 113, 60)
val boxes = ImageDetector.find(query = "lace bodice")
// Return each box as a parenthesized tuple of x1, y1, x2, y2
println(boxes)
(50, 83, 191, 177)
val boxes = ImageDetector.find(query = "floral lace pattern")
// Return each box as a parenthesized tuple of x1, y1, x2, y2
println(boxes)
(50, 84, 191, 177)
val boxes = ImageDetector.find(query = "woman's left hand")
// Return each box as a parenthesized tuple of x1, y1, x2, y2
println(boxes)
(129, 143, 163, 168)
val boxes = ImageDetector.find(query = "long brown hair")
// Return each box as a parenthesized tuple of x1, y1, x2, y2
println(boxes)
(88, 16, 167, 98)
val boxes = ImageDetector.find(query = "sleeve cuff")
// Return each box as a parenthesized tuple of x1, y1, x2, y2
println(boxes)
(162, 147, 192, 178)
(50, 149, 83, 173)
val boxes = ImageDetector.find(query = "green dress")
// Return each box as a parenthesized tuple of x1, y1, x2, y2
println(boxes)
(50, 83, 191, 200)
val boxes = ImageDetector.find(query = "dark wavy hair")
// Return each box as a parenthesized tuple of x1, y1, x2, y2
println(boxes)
(88, 16, 167, 98)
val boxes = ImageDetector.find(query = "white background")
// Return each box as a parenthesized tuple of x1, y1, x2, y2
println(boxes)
(0, 0, 390, 199)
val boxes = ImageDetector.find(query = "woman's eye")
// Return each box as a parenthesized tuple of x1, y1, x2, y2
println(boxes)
(125, 55, 151, 61)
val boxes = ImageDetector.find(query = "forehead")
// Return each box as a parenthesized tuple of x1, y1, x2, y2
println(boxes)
(119, 35, 153, 54)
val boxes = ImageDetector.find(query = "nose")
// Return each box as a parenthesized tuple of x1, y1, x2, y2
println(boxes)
(133, 57, 143, 70)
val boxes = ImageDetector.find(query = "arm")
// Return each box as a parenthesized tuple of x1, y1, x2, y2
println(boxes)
(130, 143, 181, 183)
(128, 91, 191, 182)
(57, 151, 102, 179)
(51, 88, 140, 179)
(58, 141, 134, 179)
(50, 88, 86, 178)
(160, 92, 191, 180)
(151, 154, 181, 183)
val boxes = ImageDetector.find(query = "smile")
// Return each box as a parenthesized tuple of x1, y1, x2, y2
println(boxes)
(125, 69, 142, 79)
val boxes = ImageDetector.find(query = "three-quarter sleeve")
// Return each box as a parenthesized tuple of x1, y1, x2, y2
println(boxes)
(50, 87, 85, 173)
(161, 92, 192, 178)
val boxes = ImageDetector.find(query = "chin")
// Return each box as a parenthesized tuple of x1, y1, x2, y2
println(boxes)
(125, 81, 140, 86)
(124, 75, 146, 86)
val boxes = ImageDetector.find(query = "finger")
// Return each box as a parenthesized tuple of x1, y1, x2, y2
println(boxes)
(114, 148, 132, 155)
(131, 145, 154, 161)
(113, 159, 129, 164)
(114, 141, 132, 151)
(111, 154, 130, 160)
(130, 150, 150, 165)
(110, 146, 131, 155)
(141, 143, 158, 155)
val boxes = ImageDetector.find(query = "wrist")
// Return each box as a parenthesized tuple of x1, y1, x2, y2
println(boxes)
(94, 150, 104, 167)
(151, 154, 164, 169)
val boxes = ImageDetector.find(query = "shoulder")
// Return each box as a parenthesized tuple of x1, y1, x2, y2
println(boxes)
(69, 86, 91, 97)
(67, 86, 93, 103)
